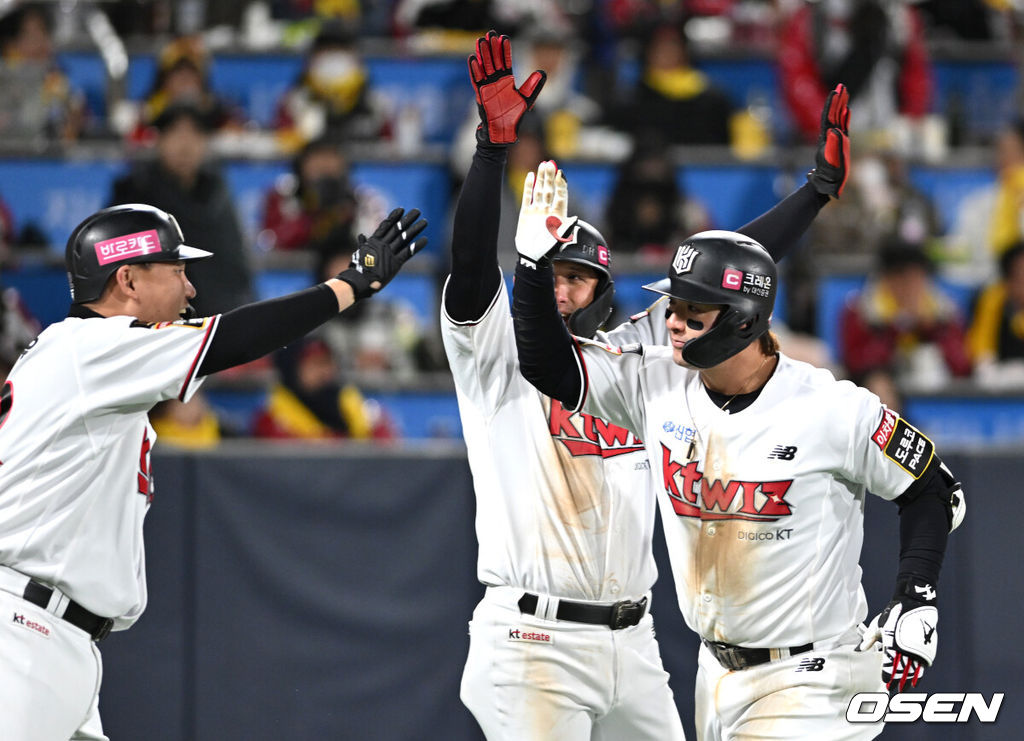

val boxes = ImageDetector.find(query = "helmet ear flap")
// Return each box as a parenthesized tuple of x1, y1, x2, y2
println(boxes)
(567, 277, 615, 337)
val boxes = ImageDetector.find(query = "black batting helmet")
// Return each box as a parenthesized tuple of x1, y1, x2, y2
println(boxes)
(551, 219, 615, 338)
(66, 204, 212, 304)
(644, 230, 776, 368)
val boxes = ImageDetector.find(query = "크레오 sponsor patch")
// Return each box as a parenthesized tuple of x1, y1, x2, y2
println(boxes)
(879, 415, 934, 478)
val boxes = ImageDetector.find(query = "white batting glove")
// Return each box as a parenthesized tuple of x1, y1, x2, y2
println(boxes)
(859, 577, 938, 692)
(515, 159, 576, 268)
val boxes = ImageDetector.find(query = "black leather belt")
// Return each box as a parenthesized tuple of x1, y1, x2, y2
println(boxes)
(518, 593, 648, 630)
(702, 638, 814, 671)
(22, 580, 114, 642)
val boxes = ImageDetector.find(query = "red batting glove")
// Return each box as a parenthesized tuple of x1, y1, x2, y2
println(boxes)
(807, 83, 851, 198)
(467, 30, 546, 145)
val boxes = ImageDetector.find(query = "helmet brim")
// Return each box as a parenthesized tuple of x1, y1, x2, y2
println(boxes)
(178, 243, 213, 262)
(641, 278, 727, 306)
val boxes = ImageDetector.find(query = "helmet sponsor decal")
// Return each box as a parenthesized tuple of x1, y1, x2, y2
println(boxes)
(672, 244, 699, 274)
(722, 268, 743, 290)
(94, 229, 162, 265)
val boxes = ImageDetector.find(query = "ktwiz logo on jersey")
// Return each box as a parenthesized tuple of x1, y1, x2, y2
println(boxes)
(661, 444, 793, 521)
(94, 229, 162, 265)
(549, 399, 644, 458)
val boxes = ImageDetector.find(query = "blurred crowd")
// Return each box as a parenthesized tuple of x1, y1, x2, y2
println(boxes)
(1, 0, 1023, 442)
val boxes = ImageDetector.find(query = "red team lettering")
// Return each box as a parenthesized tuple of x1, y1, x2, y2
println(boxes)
(137, 430, 152, 502)
(660, 444, 793, 521)
(548, 400, 644, 458)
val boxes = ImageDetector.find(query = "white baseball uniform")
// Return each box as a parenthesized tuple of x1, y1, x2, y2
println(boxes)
(0, 311, 219, 741)
(569, 346, 935, 740)
(442, 279, 684, 740)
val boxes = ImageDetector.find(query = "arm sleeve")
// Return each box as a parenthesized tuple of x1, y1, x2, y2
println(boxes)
(893, 465, 951, 585)
(197, 284, 339, 376)
(444, 142, 508, 322)
(736, 182, 828, 263)
(512, 259, 587, 409)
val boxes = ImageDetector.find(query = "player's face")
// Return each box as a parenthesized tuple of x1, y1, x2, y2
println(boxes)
(553, 261, 599, 319)
(665, 298, 721, 367)
(131, 261, 196, 323)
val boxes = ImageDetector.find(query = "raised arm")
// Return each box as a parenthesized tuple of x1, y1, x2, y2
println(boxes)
(445, 30, 545, 322)
(199, 208, 426, 375)
(512, 161, 589, 408)
(738, 84, 850, 261)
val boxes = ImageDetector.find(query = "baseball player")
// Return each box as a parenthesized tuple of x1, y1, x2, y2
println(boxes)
(447, 31, 850, 740)
(512, 205, 966, 737)
(0, 202, 426, 740)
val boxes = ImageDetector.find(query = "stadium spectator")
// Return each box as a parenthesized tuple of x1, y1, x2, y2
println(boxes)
(0, 280, 39, 380)
(127, 35, 243, 144)
(840, 237, 971, 405)
(778, 0, 933, 146)
(787, 147, 942, 334)
(946, 119, 1024, 284)
(0, 2, 88, 143)
(110, 102, 254, 316)
(604, 137, 711, 260)
(260, 137, 359, 252)
(149, 395, 223, 450)
(606, 21, 739, 147)
(314, 236, 446, 381)
(252, 335, 395, 440)
(968, 242, 1024, 387)
(273, 21, 388, 153)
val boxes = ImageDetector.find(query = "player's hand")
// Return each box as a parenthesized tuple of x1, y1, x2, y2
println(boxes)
(468, 30, 546, 145)
(858, 577, 938, 692)
(807, 83, 850, 198)
(516, 160, 575, 268)
(337, 207, 427, 300)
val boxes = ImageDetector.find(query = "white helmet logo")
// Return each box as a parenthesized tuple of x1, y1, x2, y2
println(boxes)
(673, 244, 699, 274)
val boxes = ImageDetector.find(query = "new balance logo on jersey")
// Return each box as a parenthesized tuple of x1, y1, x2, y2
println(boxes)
(796, 657, 825, 672)
(549, 399, 645, 458)
(661, 445, 794, 521)
(768, 445, 798, 460)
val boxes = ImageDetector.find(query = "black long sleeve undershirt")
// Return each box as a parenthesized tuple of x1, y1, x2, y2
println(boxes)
(198, 284, 339, 376)
(893, 461, 952, 587)
(444, 142, 507, 322)
(737, 182, 828, 263)
(513, 259, 583, 408)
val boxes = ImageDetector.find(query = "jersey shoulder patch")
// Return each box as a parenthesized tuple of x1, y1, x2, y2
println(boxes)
(575, 336, 643, 356)
(872, 408, 934, 478)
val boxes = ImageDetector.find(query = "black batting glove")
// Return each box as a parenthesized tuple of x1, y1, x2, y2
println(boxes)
(807, 83, 851, 198)
(468, 30, 546, 146)
(337, 207, 427, 301)
(859, 576, 938, 692)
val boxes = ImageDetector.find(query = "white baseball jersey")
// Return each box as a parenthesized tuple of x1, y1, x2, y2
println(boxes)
(0, 313, 219, 626)
(574, 347, 929, 647)
(441, 279, 667, 602)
